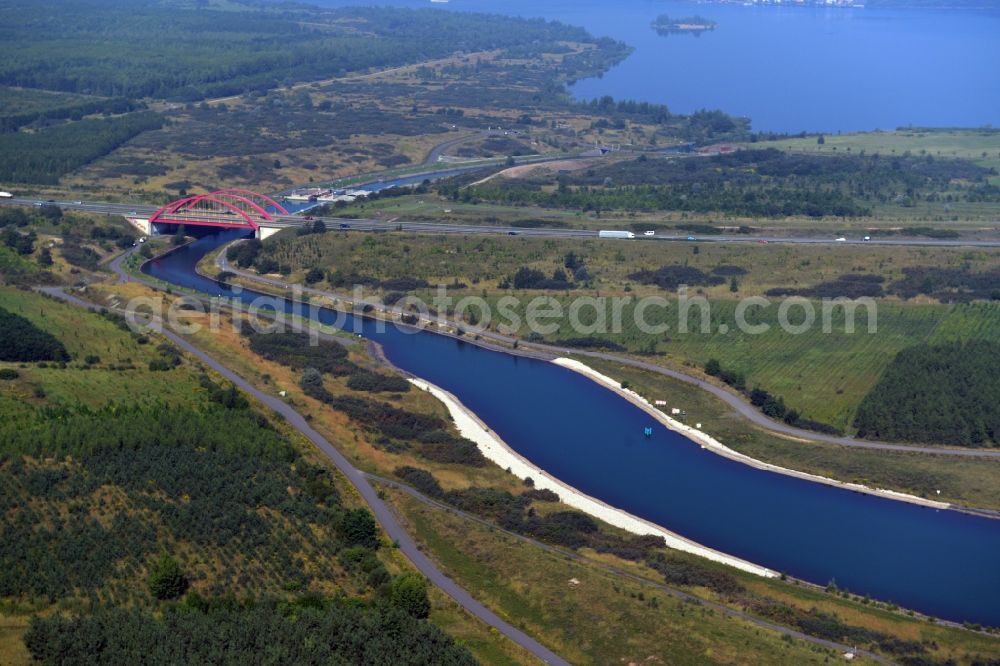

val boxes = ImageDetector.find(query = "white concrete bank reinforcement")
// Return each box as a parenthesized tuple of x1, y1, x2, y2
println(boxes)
(408, 377, 778, 578)
(552, 357, 952, 512)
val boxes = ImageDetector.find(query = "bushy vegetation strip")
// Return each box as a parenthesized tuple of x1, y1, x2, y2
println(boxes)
(24, 595, 475, 666)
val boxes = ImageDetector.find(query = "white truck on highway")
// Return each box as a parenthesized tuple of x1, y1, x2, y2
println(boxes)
(0, 191, 12, 198)
(598, 230, 635, 239)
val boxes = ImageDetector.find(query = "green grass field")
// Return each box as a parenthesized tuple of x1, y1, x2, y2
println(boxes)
(761, 128, 1000, 163)
(0, 286, 204, 409)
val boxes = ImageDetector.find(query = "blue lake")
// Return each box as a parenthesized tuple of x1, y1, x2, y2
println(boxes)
(318, 0, 1000, 133)
(146, 230, 1000, 626)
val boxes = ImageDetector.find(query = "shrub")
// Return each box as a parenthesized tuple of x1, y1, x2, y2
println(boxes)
(394, 466, 444, 498)
(339, 508, 379, 550)
(390, 573, 430, 619)
(346, 370, 411, 393)
(304, 267, 325, 285)
(147, 553, 186, 600)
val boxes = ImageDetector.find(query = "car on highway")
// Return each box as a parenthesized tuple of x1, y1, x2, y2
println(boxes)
(33, 201, 43, 206)
(0, 191, 13, 198)
(508, 231, 519, 236)
(643, 230, 655, 237)
(303, 216, 314, 221)
(73, 201, 82, 205)
(686, 236, 697, 241)
(835, 237, 847, 242)
(863, 235, 872, 241)
(339, 223, 351, 229)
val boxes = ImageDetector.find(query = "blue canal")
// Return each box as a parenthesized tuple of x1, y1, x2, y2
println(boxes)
(146, 229, 1000, 626)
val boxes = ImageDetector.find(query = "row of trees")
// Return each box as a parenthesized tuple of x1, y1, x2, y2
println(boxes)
(24, 595, 469, 665)
(0, 96, 140, 133)
(464, 181, 867, 218)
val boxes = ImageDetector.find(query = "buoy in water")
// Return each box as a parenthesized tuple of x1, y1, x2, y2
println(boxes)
(643, 426, 653, 437)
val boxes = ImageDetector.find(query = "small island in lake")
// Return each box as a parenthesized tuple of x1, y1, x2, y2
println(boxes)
(651, 14, 717, 35)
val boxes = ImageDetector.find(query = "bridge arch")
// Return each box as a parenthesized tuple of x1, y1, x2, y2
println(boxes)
(148, 188, 288, 231)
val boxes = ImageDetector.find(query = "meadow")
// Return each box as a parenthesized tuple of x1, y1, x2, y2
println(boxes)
(761, 128, 1000, 168)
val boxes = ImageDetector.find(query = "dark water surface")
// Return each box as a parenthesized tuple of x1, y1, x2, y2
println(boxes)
(146, 230, 1000, 626)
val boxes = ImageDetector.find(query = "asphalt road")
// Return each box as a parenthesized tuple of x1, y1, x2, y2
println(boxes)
(41, 278, 569, 666)
(7, 196, 1000, 248)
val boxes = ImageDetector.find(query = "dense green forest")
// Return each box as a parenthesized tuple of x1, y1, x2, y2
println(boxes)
(0, 111, 164, 184)
(853, 341, 1000, 446)
(453, 149, 996, 218)
(24, 597, 476, 665)
(0, 306, 70, 361)
(0, 1, 610, 101)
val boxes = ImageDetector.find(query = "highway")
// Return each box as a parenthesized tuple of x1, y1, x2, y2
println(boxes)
(6, 196, 1000, 247)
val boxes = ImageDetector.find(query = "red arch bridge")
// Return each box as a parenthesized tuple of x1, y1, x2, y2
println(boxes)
(143, 189, 293, 239)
